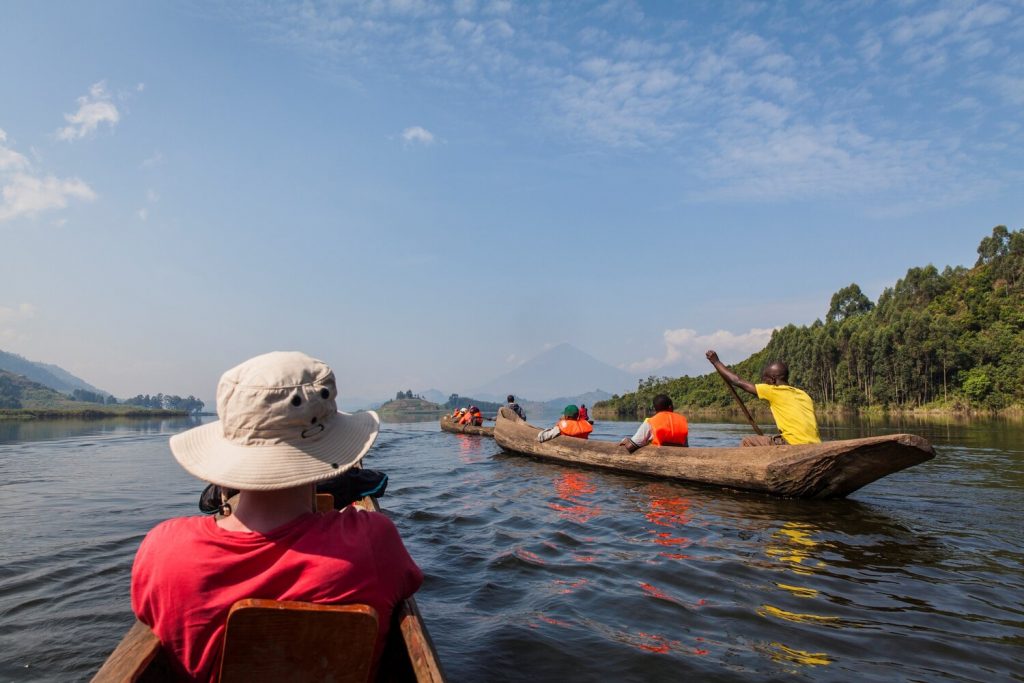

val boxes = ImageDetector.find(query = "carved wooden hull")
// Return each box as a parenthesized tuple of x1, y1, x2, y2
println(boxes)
(494, 407, 934, 499)
(439, 416, 494, 437)
(92, 496, 445, 683)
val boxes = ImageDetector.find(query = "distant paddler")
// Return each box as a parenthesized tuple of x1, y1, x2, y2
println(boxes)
(705, 349, 821, 446)
(619, 393, 689, 452)
(537, 404, 594, 442)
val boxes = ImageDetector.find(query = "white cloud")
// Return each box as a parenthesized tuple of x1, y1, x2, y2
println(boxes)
(0, 302, 35, 324)
(402, 125, 436, 145)
(2, 127, 97, 222)
(628, 327, 777, 375)
(137, 208, 149, 221)
(141, 151, 164, 168)
(0, 173, 96, 222)
(146, 188, 160, 202)
(0, 130, 30, 171)
(0, 302, 35, 341)
(56, 81, 120, 141)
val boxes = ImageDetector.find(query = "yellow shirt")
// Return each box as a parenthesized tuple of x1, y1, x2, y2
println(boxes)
(755, 384, 821, 444)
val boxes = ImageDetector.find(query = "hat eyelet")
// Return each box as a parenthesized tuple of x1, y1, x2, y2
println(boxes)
(320, 388, 330, 399)
(291, 395, 302, 407)
(310, 416, 318, 425)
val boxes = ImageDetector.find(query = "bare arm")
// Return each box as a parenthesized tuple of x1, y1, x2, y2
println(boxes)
(706, 350, 757, 395)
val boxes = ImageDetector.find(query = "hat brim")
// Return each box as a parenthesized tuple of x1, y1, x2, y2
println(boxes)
(169, 410, 380, 490)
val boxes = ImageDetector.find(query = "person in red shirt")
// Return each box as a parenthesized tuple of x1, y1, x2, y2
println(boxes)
(131, 351, 423, 682)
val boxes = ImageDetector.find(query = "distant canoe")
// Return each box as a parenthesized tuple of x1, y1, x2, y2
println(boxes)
(440, 416, 495, 437)
(493, 407, 934, 499)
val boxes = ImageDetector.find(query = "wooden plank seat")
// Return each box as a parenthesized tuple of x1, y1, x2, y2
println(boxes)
(220, 599, 379, 683)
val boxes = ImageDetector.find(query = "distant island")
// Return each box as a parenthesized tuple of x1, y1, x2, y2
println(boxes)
(596, 226, 1024, 419)
(376, 391, 448, 421)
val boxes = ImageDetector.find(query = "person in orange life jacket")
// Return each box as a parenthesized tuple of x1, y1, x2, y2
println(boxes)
(537, 404, 594, 442)
(455, 407, 468, 423)
(578, 404, 590, 422)
(705, 349, 821, 446)
(468, 406, 484, 426)
(619, 394, 688, 452)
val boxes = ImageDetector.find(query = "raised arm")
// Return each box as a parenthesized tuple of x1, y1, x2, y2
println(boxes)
(705, 350, 757, 395)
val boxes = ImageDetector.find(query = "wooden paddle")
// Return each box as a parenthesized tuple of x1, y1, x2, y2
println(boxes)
(712, 364, 764, 436)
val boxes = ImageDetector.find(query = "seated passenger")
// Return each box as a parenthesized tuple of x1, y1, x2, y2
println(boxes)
(131, 352, 423, 681)
(619, 393, 689, 452)
(537, 404, 594, 442)
(505, 394, 526, 420)
(467, 406, 484, 426)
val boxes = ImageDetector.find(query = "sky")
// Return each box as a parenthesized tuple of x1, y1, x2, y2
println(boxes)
(1, 0, 1022, 406)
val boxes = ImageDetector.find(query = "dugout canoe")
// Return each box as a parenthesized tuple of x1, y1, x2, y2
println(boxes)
(440, 415, 495, 437)
(92, 495, 445, 683)
(493, 407, 934, 499)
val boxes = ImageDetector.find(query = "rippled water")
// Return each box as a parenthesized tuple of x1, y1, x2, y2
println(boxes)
(1, 415, 1022, 682)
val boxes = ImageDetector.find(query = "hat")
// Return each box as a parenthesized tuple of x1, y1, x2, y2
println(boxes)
(169, 351, 379, 490)
(562, 404, 580, 418)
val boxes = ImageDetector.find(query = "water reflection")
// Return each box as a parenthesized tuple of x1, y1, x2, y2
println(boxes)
(0, 416, 201, 445)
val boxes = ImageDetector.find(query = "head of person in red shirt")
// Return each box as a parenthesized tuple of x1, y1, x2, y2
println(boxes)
(131, 352, 422, 682)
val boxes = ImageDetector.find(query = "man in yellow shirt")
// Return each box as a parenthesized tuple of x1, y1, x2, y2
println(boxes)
(705, 350, 820, 446)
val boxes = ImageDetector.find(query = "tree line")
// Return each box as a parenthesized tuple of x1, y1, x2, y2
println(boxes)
(598, 226, 1024, 417)
(123, 394, 206, 413)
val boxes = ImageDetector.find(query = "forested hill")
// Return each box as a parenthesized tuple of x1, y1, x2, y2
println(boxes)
(597, 226, 1024, 417)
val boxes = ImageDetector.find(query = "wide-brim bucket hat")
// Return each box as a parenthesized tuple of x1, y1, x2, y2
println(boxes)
(169, 351, 379, 490)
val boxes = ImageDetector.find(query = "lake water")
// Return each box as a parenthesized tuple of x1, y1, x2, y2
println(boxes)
(0, 414, 1022, 682)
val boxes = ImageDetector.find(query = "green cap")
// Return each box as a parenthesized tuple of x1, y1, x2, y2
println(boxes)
(562, 404, 579, 418)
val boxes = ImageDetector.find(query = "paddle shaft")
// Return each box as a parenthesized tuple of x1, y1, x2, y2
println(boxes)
(713, 366, 764, 436)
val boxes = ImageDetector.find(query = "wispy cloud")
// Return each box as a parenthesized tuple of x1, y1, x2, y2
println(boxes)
(220, 1, 1023, 208)
(0, 302, 35, 342)
(402, 125, 436, 145)
(628, 327, 777, 375)
(0, 129, 96, 223)
(56, 81, 120, 141)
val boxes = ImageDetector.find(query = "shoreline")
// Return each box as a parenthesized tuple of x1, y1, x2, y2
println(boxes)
(0, 408, 193, 421)
(592, 403, 1024, 422)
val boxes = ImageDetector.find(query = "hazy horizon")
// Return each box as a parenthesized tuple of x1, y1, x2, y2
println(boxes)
(2, 1, 1020, 401)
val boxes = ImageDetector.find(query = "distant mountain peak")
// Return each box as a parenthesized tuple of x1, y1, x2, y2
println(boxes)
(472, 343, 636, 401)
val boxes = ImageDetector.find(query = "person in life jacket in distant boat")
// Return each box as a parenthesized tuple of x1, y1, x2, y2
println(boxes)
(705, 349, 820, 446)
(578, 404, 590, 422)
(619, 394, 688, 452)
(459, 406, 484, 426)
(537, 404, 594, 442)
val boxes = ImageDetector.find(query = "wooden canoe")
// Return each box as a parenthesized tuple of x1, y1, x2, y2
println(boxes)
(493, 407, 934, 499)
(439, 415, 494, 437)
(91, 495, 445, 683)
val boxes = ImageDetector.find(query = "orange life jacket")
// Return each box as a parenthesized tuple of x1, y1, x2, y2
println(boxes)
(458, 412, 471, 424)
(469, 411, 483, 426)
(648, 411, 688, 447)
(558, 418, 593, 439)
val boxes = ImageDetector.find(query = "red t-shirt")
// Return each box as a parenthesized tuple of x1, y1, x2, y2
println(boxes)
(131, 506, 423, 682)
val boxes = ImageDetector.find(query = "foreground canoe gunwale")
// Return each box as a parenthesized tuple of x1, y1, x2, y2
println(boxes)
(439, 416, 495, 437)
(493, 407, 934, 499)
(91, 496, 445, 683)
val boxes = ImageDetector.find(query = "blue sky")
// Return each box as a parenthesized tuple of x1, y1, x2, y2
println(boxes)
(1, 0, 1022, 404)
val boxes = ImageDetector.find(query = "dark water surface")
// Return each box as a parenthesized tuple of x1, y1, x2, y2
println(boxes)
(1, 415, 1022, 682)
